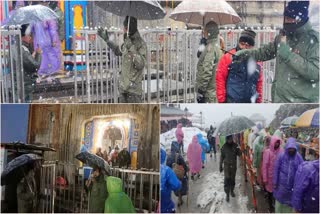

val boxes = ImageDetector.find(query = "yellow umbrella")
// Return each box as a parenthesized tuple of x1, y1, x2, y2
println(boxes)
(295, 108, 319, 128)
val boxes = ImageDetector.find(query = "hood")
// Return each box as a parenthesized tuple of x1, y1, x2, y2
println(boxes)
(285, 137, 298, 153)
(177, 123, 182, 129)
(192, 135, 198, 144)
(210, 125, 213, 130)
(171, 141, 179, 153)
(106, 176, 122, 193)
(205, 21, 219, 40)
(160, 148, 166, 164)
(269, 136, 282, 152)
(196, 133, 203, 142)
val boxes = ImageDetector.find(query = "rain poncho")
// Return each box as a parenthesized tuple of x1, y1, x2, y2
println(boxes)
(160, 148, 181, 213)
(104, 176, 135, 213)
(32, 19, 61, 75)
(253, 135, 264, 168)
(88, 173, 108, 213)
(291, 159, 319, 213)
(187, 136, 203, 174)
(262, 136, 283, 192)
(175, 123, 184, 144)
(272, 138, 303, 206)
(197, 133, 210, 162)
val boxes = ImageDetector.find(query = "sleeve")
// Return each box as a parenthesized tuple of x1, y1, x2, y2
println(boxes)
(215, 54, 230, 103)
(132, 42, 147, 70)
(236, 146, 241, 156)
(107, 41, 122, 56)
(22, 47, 41, 74)
(272, 154, 282, 187)
(167, 168, 181, 191)
(262, 151, 269, 183)
(256, 63, 263, 103)
(197, 48, 216, 92)
(220, 146, 225, 168)
(291, 164, 309, 212)
(277, 42, 319, 81)
(237, 39, 277, 62)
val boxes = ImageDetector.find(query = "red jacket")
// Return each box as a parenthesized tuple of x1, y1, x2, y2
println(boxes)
(215, 48, 263, 103)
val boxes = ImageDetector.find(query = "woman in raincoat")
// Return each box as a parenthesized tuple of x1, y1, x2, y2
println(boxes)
(262, 136, 283, 212)
(187, 136, 203, 180)
(291, 159, 319, 213)
(160, 148, 181, 213)
(166, 141, 189, 206)
(104, 176, 135, 213)
(196, 133, 210, 168)
(252, 131, 266, 186)
(272, 137, 303, 213)
(175, 123, 184, 154)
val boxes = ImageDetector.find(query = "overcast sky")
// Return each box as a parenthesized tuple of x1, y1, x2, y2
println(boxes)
(180, 104, 282, 128)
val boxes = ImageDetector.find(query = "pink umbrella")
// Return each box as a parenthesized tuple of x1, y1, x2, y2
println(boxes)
(169, 0, 241, 26)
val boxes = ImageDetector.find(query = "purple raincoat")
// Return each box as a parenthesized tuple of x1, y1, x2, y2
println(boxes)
(262, 136, 283, 193)
(291, 159, 319, 213)
(32, 19, 61, 75)
(272, 138, 303, 206)
(175, 123, 184, 144)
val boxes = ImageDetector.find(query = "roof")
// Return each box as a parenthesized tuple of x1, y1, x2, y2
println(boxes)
(161, 106, 192, 117)
(1, 142, 56, 152)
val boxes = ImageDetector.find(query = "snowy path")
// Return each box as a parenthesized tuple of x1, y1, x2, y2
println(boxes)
(172, 152, 253, 213)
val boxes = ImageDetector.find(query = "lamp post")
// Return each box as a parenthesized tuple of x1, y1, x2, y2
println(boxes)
(200, 111, 203, 129)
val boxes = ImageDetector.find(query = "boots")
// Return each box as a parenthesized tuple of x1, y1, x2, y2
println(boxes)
(231, 190, 235, 197)
(226, 193, 230, 202)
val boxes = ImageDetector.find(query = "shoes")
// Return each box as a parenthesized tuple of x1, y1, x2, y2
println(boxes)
(197, 174, 201, 179)
(226, 194, 230, 202)
(191, 175, 194, 180)
(231, 191, 235, 197)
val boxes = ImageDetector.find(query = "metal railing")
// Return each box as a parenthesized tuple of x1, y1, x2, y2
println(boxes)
(1, 27, 277, 103)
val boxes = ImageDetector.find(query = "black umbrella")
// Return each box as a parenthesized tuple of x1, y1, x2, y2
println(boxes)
(1, 153, 42, 186)
(75, 151, 111, 175)
(216, 115, 255, 137)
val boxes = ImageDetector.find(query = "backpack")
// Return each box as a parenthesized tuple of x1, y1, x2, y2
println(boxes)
(172, 154, 185, 180)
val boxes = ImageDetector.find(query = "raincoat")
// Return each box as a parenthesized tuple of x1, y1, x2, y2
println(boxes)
(175, 123, 184, 144)
(262, 136, 283, 192)
(104, 176, 135, 213)
(160, 148, 181, 213)
(235, 21, 319, 103)
(197, 133, 210, 162)
(253, 135, 264, 169)
(106, 31, 147, 98)
(187, 136, 203, 174)
(291, 159, 319, 213)
(32, 20, 61, 75)
(196, 24, 222, 103)
(166, 142, 188, 196)
(88, 173, 108, 213)
(272, 138, 303, 207)
(17, 169, 37, 213)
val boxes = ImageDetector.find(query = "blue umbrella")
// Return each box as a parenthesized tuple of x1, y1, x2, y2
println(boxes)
(1, 153, 42, 185)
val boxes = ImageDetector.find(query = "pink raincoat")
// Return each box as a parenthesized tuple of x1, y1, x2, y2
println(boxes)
(175, 123, 184, 144)
(187, 136, 202, 174)
(262, 136, 283, 192)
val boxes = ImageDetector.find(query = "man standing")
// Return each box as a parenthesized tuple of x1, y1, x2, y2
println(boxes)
(20, 24, 41, 102)
(216, 29, 263, 103)
(98, 16, 147, 103)
(196, 21, 222, 103)
(207, 125, 216, 158)
(219, 135, 241, 202)
(272, 138, 303, 213)
(235, 1, 319, 103)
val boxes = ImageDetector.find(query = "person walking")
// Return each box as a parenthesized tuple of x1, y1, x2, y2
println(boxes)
(187, 136, 203, 180)
(207, 125, 216, 158)
(175, 123, 184, 154)
(219, 135, 241, 202)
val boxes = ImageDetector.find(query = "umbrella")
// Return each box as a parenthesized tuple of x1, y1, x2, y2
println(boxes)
(281, 115, 298, 127)
(1, 153, 42, 186)
(75, 151, 111, 175)
(215, 115, 255, 136)
(2, 5, 58, 26)
(273, 129, 282, 138)
(169, 0, 241, 26)
(95, 0, 166, 20)
(295, 108, 319, 128)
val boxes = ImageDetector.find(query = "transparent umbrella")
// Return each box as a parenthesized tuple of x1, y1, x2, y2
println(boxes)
(215, 115, 255, 137)
(2, 5, 58, 26)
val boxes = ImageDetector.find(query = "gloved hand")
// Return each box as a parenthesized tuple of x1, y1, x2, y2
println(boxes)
(98, 27, 109, 42)
(219, 165, 223, 173)
(197, 90, 205, 103)
(233, 49, 251, 62)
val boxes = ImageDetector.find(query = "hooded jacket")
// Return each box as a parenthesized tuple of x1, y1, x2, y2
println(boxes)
(197, 133, 210, 162)
(175, 123, 184, 144)
(187, 136, 203, 173)
(272, 138, 303, 206)
(262, 136, 283, 192)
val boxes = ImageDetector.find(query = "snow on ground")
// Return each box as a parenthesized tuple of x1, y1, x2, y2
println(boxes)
(196, 171, 251, 213)
(160, 127, 207, 151)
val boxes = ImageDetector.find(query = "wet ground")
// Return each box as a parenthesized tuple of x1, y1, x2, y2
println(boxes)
(172, 151, 270, 213)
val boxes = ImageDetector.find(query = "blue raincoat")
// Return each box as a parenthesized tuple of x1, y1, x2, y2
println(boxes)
(197, 133, 210, 162)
